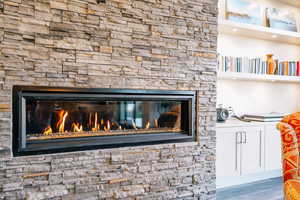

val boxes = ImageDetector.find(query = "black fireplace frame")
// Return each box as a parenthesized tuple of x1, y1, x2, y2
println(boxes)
(12, 86, 196, 156)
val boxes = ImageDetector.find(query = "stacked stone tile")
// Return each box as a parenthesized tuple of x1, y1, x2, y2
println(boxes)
(0, 0, 217, 199)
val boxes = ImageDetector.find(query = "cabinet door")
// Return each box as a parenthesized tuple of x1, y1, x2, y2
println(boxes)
(241, 126, 264, 175)
(217, 128, 241, 178)
(265, 124, 282, 171)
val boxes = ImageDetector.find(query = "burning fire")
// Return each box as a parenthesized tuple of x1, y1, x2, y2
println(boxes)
(43, 125, 52, 135)
(145, 121, 150, 129)
(72, 122, 83, 132)
(91, 112, 100, 132)
(56, 110, 68, 133)
(104, 120, 111, 131)
(40, 109, 169, 137)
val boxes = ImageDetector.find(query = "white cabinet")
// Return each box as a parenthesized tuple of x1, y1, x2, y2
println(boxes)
(217, 126, 264, 179)
(216, 128, 241, 178)
(241, 127, 264, 175)
(217, 122, 282, 188)
(265, 125, 282, 171)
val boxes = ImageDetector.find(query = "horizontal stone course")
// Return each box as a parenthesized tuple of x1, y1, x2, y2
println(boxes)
(0, 0, 217, 199)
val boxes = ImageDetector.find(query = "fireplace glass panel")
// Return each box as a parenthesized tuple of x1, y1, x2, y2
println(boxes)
(26, 100, 183, 141)
(13, 86, 195, 156)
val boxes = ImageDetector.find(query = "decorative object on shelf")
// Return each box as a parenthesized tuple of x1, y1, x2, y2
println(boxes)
(226, 0, 262, 25)
(266, 7, 298, 32)
(217, 104, 231, 123)
(266, 54, 276, 75)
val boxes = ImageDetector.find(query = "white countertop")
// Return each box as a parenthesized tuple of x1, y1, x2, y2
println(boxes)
(216, 118, 279, 128)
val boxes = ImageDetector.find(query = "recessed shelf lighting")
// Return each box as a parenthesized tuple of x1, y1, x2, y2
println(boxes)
(233, 28, 238, 32)
(272, 35, 278, 38)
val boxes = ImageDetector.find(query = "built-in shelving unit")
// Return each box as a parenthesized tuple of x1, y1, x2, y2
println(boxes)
(218, 71, 300, 83)
(219, 20, 300, 46)
(278, 0, 300, 8)
(217, 0, 300, 115)
(217, 0, 300, 187)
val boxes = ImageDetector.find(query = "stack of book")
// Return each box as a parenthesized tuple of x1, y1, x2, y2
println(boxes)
(218, 55, 300, 76)
(278, 61, 300, 76)
(242, 114, 285, 122)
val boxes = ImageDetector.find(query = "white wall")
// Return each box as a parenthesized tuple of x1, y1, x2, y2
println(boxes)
(218, 0, 300, 115)
(217, 79, 300, 115)
(218, 34, 300, 60)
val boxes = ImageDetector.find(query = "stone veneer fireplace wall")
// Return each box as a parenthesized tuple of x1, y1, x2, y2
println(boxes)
(0, 0, 217, 199)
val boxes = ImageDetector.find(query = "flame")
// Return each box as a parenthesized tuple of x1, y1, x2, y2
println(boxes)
(43, 125, 52, 135)
(104, 120, 111, 131)
(91, 112, 99, 132)
(39, 109, 167, 136)
(145, 121, 150, 129)
(132, 119, 137, 130)
(56, 110, 68, 133)
(72, 122, 83, 132)
(94, 113, 97, 129)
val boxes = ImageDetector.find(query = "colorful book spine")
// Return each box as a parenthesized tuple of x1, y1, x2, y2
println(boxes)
(218, 55, 300, 77)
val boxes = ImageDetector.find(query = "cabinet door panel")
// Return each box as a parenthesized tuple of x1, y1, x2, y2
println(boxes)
(241, 126, 264, 175)
(217, 128, 241, 178)
(265, 124, 282, 171)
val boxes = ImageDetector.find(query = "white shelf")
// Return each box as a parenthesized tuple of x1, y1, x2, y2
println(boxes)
(278, 0, 300, 8)
(219, 20, 300, 46)
(218, 71, 300, 83)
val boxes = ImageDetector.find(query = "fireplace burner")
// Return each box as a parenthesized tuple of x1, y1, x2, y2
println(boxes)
(13, 86, 195, 156)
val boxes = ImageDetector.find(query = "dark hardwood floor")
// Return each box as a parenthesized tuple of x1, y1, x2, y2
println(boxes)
(217, 177, 283, 200)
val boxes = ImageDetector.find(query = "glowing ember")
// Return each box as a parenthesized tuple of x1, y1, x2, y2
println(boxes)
(56, 110, 68, 133)
(43, 125, 52, 135)
(72, 122, 83, 132)
(145, 121, 150, 129)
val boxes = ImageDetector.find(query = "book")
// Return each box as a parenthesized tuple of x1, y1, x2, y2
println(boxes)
(242, 117, 282, 122)
(242, 113, 285, 122)
(218, 55, 300, 77)
(243, 114, 285, 118)
(296, 61, 300, 76)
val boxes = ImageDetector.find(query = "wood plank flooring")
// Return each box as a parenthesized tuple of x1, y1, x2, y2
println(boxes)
(217, 177, 283, 200)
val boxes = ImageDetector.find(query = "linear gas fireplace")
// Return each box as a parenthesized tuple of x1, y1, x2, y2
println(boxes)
(12, 86, 195, 156)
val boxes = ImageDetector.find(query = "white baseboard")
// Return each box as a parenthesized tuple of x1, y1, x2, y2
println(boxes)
(217, 169, 282, 189)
